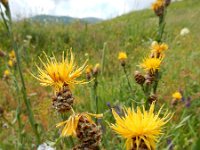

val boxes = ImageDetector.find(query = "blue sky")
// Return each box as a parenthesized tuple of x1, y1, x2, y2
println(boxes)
(8, 0, 155, 19)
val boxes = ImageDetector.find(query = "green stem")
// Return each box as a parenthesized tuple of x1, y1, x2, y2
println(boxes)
(123, 66, 132, 93)
(1, 2, 41, 145)
(13, 72, 24, 150)
(101, 42, 107, 76)
(93, 76, 98, 123)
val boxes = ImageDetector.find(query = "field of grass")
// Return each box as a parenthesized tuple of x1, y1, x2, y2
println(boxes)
(0, 0, 200, 149)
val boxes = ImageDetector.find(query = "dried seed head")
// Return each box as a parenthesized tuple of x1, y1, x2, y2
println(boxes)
(148, 94, 157, 104)
(134, 71, 145, 85)
(52, 84, 74, 113)
(74, 116, 102, 149)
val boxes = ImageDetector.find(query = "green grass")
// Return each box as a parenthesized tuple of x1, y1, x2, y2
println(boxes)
(0, 0, 200, 149)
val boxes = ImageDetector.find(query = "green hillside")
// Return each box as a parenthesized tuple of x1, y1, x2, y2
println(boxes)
(0, 0, 200, 149)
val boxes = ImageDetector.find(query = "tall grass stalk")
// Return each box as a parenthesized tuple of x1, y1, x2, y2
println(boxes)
(0, 2, 41, 145)
(101, 42, 107, 76)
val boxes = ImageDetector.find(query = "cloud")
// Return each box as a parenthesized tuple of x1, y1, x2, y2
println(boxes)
(9, 0, 155, 19)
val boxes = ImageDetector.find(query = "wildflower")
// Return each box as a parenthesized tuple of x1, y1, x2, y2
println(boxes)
(151, 41, 168, 57)
(140, 57, 162, 74)
(85, 65, 93, 80)
(34, 50, 88, 113)
(152, 0, 165, 16)
(9, 50, 15, 60)
(57, 112, 102, 149)
(8, 60, 13, 67)
(118, 52, 127, 66)
(3, 69, 10, 79)
(110, 103, 172, 150)
(93, 63, 100, 75)
(172, 91, 182, 101)
(171, 91, 182, 106)
(34, 50, 88, 91)
(180, 28, 190, 36)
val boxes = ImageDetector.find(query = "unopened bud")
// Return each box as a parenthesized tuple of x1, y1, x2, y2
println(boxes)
(134, 71, 145, 85)
(93, 63, 100, 76)
(144, 74, 154, 85)
(148, 94, 157, 104)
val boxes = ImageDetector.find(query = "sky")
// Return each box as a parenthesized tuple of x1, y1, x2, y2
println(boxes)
(8, 0, 155, 19)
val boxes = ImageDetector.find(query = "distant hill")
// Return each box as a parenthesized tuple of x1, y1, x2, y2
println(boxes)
(30, 15, 103, 24)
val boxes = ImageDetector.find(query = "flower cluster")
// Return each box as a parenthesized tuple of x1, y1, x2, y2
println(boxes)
(134, 42, 168, 94)
(34, 49, 102, 149)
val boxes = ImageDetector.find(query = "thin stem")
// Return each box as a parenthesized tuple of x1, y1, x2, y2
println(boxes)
(123, 66, 133, 93)
(1, 2, 41, 145)
(93, 76, 98, 123)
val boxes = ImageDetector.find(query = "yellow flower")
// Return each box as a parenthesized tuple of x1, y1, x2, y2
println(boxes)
(56, 112, 103, 137)
(8, 60, 13, 67)
(110, 103, 172, 150)
(34, 50, 88, 91)
(172, 91, 182, 100)
(118, 52, 127, 61)
(140, 57, 162, 74)
(93, 63, 100, 75)
(9, 50, 16, 60)
(4, 69, 10, 76)
(152, 0, 164, 11)
(151, 41, 168, 54)
(3, 69, 10, 79)
(85, 65, 93, 74)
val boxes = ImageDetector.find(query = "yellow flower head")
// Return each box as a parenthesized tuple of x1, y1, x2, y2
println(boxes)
(152, 0, 164, 11)
(8, 60, 13, 67)
(93, 63, 100, 75)
(140, 57, 162, 74)
(3, 69, 10, 78)
(110, 103, 172, 150)
(56, 112, 103, 137)
(85, 65, 93, 74)
(172, 91, 182, 100)
(34, 49, 88, 91)
(9, 50, 16, 60)
(151, 41, 168, 54)
(118, 52, 127, 61)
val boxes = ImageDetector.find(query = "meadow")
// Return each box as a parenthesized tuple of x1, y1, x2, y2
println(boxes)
(0, 0, 200, 149)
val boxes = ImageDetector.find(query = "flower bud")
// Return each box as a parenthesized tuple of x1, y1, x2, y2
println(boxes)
(134, 71, 145, 85)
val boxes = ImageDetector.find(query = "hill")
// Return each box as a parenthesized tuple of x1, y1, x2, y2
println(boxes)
(30, 15, 103, 24)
